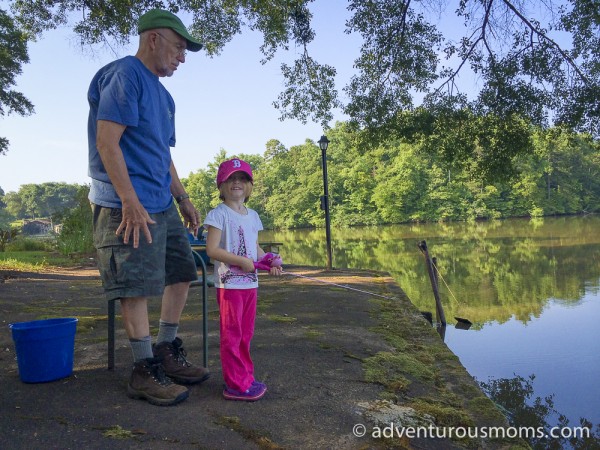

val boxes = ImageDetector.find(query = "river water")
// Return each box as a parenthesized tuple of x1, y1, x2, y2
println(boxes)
(262, 216, 600, 429)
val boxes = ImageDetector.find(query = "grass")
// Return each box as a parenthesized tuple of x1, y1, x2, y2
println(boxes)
(0, 250, 90, 271)
(363, 296, 528, 448)
(0, 254, 49, 272)
(214, 416, 281, 449)
(265, 314, 297, 323)
(101, 425, 136, 440)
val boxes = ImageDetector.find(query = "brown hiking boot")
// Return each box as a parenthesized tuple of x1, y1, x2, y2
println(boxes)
(127, 357, 189, 406)
(153, 337, 210, 385)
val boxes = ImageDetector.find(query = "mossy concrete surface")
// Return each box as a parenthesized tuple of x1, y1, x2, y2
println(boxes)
(0, 265, 527, 449)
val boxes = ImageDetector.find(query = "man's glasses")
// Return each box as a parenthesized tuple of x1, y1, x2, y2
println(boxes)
(155, 31, 187, 57)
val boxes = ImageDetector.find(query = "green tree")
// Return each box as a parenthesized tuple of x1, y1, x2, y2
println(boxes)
(183, 167, 217, 221)
(0, 208, 14, 229)
(41, 182, 79, 216)
(258, 138, 322, 228)
(2, 182, 82, 220)
(4, 190, 24, 218)
(370, 142, 428, 224)
(0, 186, 14, 228)
(534, 127, 585, 215)
(18, 183, 44, 218)
(255, 139, 291, 229)
(578, 136, 600, 213)
(0, 7, 33, 154)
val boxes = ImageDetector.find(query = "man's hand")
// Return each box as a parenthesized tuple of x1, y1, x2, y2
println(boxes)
(116, 198, 156, 248)
(178, 199, 200, 235)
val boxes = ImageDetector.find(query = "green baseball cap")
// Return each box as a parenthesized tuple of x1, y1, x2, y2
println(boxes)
(138, 9, 203, 52)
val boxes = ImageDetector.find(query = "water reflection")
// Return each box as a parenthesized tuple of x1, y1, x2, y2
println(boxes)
(480, 374, 600, 449)
(262, 216, 600, 327)
(261, 216, 600, 432)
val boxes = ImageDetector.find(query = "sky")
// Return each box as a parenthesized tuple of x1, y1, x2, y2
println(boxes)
(0, 1, 364, 193)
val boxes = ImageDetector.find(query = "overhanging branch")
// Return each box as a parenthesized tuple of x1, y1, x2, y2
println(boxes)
(434, 0, 494, 96)
(502, 0, 589, 84)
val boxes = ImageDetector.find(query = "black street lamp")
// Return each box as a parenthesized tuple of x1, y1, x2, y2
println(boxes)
(318, 135, 333, 270)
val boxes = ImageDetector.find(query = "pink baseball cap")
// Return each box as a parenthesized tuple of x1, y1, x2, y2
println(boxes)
(216, 159, 254, 186)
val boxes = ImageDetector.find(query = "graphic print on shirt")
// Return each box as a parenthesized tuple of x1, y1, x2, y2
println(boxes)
(221, 225, 257, 285)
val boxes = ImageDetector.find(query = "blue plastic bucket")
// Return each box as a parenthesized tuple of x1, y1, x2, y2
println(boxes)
(9, 318, 78, 383)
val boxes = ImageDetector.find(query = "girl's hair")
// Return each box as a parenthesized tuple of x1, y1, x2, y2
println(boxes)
(218, 172, 253, 202)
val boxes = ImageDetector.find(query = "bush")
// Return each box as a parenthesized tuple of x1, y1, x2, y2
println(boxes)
(5, 236, 54, 252)
(56, 186, 94, 255)
(0, 227, 20, 252)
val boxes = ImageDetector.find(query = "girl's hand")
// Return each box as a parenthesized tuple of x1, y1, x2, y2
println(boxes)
(239, 257, 256, 273)
(269, 266, 283, 276)
(254, 253, 283, 271)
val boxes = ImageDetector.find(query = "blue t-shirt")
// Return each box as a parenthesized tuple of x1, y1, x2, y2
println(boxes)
(87, 56, 176, 213)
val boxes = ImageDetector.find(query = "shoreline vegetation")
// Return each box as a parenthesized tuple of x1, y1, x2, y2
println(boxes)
(2, 123, 599, 258)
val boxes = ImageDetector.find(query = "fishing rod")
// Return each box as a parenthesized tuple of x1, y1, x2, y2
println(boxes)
(257, 252, 471, 327)
(418, 241, 472, 327)
(280, 270, 396, 300)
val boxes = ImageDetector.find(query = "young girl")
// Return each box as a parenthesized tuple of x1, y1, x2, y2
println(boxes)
(204, 158, 282, 401)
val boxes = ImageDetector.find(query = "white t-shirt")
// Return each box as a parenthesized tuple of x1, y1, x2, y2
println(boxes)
(203, 203, 263, 289)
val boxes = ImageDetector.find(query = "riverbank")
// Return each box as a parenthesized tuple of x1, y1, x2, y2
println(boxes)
(0, 265, 526, 449)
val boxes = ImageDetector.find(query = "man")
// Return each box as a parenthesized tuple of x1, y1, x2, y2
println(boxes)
(87, 9, 208, 406)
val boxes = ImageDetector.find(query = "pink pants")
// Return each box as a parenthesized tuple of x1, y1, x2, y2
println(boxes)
(216, 288, 257, 392)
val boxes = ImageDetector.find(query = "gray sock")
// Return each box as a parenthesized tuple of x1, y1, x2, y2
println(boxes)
(156, 320, 178, 344)
(129, 335, 153, 362)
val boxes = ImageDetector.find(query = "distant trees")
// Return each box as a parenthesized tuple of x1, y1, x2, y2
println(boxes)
(0, 183, 93, 253)
(1, 182, 82, 220)
(1, 123, 599, 236)
(183, 121, 600, 229)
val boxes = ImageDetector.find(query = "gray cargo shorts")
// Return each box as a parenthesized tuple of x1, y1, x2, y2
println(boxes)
(92, 202, 198, 301)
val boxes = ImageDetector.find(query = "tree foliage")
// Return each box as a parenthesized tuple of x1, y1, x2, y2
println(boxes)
(183, 119, 600, 229)
(0, 7, 33, 155)
(6, 1, 599, 153)
(3, 182, 81, 219)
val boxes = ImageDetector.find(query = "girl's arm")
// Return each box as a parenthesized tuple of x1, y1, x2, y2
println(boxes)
(205, 225, 255, 273)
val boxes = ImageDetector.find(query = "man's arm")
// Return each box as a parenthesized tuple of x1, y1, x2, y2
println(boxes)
(96, 119, 155, 248)
(169, 160, 200, 235)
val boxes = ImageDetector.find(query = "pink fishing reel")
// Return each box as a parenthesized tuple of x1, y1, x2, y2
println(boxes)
(254, 252, 283, 271)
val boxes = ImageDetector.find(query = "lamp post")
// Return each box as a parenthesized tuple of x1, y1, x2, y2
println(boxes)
(318, 135, 333, 270)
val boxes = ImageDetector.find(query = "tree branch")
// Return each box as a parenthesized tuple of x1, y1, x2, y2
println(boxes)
(434, 0, 494, 96)
(501, 0, 589, 84)
(378, 0, 412, 92)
